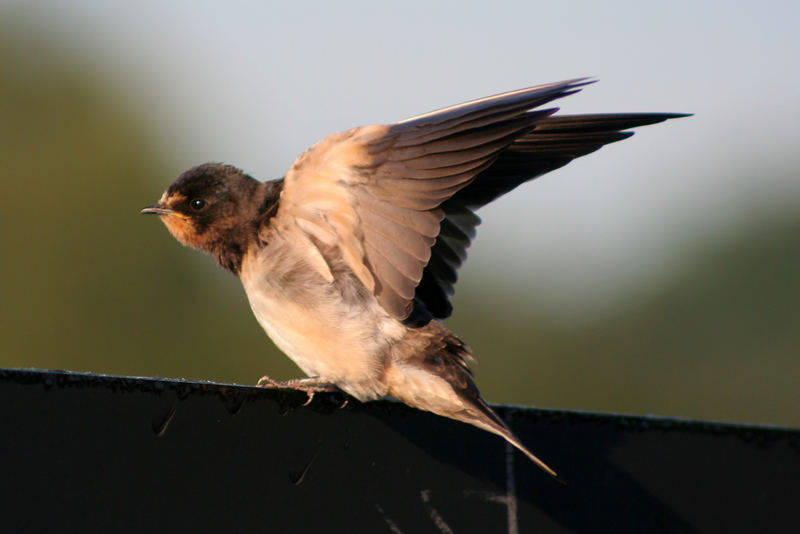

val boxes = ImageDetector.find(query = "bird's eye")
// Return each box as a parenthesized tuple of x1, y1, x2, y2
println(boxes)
(190, 199, 207, 211)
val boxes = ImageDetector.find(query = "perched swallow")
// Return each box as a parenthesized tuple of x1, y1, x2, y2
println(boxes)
(142, 79, 687, 476)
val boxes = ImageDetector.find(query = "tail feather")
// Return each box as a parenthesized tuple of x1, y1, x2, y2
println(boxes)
(462, 394, 558, 478)
(388, 323, 558, 477)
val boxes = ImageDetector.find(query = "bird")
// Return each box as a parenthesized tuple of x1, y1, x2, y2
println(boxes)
(142, 79, 687, 477)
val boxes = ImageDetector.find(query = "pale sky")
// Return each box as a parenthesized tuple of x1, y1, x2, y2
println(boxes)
(8, 0, 800, 314)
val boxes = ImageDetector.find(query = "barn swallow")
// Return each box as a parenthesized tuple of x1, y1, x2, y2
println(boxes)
(142, 79, 687, 477)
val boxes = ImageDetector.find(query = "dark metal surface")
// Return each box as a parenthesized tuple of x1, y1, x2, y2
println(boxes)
(0, 368, 797, 533)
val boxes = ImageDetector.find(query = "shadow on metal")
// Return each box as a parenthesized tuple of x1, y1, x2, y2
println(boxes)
(1, 368, 797, 533)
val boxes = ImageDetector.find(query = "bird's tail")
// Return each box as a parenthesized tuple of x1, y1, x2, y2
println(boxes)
(385, 324, 557, 477)
(457, 392, 558, 478)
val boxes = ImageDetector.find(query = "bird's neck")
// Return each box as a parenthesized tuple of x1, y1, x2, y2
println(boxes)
(209, 179, 283, 275)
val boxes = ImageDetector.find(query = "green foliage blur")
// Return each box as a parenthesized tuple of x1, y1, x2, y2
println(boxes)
(1, 27, 797, 428)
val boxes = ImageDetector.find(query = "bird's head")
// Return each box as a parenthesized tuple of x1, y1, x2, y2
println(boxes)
(142, 163, 273, 272)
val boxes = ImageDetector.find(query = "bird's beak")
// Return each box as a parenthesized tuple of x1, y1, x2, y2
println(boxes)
(140, 204, 174, 215)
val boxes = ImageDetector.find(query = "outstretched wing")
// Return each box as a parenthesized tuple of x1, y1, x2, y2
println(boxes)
(274, 79, 686, 320)
(417, 112, 690, 318)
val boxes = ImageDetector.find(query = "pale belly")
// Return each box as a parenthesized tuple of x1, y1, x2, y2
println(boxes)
(239, 246, 404, 400)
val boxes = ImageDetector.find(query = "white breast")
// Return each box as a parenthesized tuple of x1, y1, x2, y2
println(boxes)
(238, 228, 405, 401)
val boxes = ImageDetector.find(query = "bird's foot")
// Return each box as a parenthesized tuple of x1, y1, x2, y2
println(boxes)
(256, 376, 341, 406)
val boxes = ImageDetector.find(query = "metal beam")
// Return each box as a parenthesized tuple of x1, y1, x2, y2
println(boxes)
(1, 368, 797, 533)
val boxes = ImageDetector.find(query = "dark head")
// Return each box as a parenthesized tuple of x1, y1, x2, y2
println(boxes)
(141, 163, 280, 273)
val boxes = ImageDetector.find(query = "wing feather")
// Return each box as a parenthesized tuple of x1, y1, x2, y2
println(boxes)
(415, 112, 690, 317)
(274, 79, 687, 320)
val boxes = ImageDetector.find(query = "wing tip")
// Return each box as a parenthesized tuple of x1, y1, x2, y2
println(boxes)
(623, 112, 694, 129)
(398, 77, 596, 125)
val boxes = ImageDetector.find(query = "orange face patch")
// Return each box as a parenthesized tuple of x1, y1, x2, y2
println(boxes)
(159, 211, 199, 248)
(154, 192, 201, 249)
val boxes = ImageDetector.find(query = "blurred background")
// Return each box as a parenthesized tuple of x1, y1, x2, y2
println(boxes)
(1, 1, 798, 427)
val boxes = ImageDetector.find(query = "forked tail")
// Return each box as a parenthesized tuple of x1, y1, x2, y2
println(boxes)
(461, 393, 558, 478)
(387, 324, 558, 477)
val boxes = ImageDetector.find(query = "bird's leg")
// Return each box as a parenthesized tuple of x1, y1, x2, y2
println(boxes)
(256, 376, 341, 406)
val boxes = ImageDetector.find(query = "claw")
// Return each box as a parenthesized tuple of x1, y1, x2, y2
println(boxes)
(256, 375, 278, 387)
(255, 375, 341, 408)
(254, 375, 348, 408)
